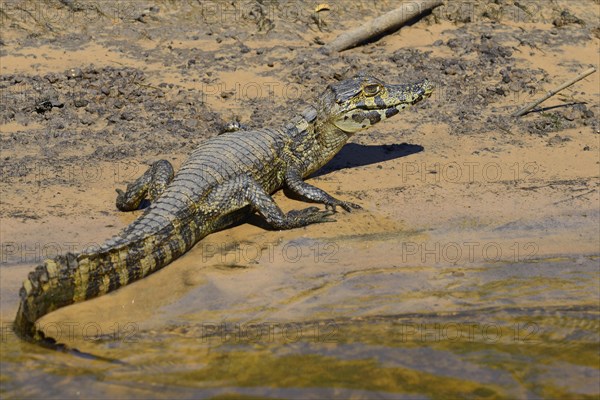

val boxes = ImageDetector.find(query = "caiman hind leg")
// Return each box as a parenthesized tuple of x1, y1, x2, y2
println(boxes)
(206, 175, 335, 230)
(115, 160, 174, 211)
(285, 169, 361, 212)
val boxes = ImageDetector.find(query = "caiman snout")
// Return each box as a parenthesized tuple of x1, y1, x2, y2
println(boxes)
(417, 79, 434, 98)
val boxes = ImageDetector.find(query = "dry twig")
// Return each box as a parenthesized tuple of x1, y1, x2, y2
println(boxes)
(511, 67, 597, 117)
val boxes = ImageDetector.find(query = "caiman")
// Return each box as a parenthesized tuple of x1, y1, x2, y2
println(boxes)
(14, 73, 433, 349)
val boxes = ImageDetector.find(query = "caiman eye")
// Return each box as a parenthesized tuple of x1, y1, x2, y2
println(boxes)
(363, 84, 381, 96)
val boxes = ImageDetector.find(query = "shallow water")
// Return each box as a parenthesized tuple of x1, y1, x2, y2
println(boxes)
(1, 231, 598, 399)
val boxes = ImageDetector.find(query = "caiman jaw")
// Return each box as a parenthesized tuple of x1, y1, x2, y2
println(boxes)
(330, 75, 434, 133)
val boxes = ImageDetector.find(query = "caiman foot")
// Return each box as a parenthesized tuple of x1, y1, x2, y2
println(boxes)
(324, 200, 362, 212)
(285, 207, 336, 227)
(115, 160, 174, 211)
(285, 169, 362, 213)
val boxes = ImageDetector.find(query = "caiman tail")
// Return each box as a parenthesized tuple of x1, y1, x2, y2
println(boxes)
(13, 209, 198, 346)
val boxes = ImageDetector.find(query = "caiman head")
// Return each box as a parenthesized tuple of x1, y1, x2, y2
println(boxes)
(299, 73, 433, 174)
(319, 73, 434, 134)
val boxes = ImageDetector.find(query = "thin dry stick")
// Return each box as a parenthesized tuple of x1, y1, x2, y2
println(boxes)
(323, 0, 443, 53)
(511, 67, 597, 117)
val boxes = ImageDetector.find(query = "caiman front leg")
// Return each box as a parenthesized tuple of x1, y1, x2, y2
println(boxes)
(285, 169, 362, 212)
(206, 175, 335, 229)
(115, 160, 174, 211)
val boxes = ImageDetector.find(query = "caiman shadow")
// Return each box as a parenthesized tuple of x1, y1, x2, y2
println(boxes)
(310, 142, 424, 177)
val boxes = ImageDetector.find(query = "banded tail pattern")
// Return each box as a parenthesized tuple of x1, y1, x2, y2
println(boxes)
(13, 212, 200, 344)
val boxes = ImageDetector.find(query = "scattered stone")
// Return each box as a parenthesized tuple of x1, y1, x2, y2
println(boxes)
(66, 68, 82, 79)
(220, 91, 234, 99)
(563, 108, 580, 121)
(547, 135, 571, 146)
(35, 100, 53, 114)
(73, 98, 88, 108)
(45, 73, 60, 83)
(53, 119, 65, 129)
(80, 114, 95, 125)
(553, 10, 585, 27)
(120, 111, 135, 121)
(50, 98, 64, 108)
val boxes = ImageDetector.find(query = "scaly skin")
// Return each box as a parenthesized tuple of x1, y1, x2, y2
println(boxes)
(14, 74, 433, 348)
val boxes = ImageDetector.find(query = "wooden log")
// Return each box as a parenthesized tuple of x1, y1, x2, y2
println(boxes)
(323, 0, 443, 53)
